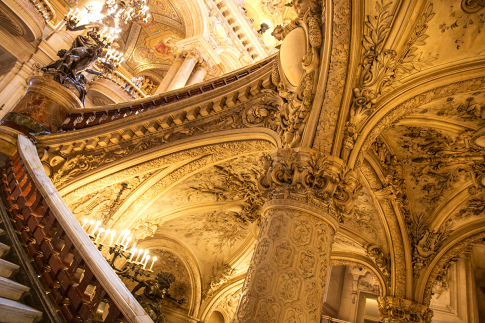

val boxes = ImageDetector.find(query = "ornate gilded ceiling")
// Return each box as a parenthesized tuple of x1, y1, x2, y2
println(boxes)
(120, 0, 185, 76)
(28, 0, 485, 320)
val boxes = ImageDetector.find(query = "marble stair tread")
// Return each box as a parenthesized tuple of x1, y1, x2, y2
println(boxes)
(0, 242, 10, 257)
(0, 275, 30, 300)
(0, 297, 42, 323)
(0, 259, 19, 278)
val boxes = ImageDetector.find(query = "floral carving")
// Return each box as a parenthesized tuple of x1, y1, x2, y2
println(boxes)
(258, 148, 360, 221)
(266, 0, 324, 147)
(378, 296, 433, 323)
(205, 263, 235, 299)
(439, 0, 485, 49)
(344, 2, 436, 159)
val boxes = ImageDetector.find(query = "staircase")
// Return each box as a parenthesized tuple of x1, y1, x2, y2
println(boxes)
(0, 228, 42, 323)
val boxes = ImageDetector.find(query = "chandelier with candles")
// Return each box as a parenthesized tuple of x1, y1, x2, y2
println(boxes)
(82, 219, 157, 283)
(102, 0, 150, 27)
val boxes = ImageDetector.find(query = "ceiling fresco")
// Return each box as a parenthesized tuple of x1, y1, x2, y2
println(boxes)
(120, 0, 185, 76)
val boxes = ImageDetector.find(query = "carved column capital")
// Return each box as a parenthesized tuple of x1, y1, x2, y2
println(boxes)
(258, 148, 360, 222)
(378, 297, 433, 323)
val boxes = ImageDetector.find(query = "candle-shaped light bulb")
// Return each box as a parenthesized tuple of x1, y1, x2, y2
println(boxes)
(136, 249, 144, 262)
(129, 248, 137, 261)
(124, 237, 132, 250)
(120, 230, 130, 246)
(150, 257, 157, 270)
(82, 218, 88, 230)
(91, 221, 101, 235)
(110, 230, 116, 246)
(141, 250, 149, 263)
(116, 230, 125, 244)
(130, 242, 137, 253)
(143, 255, 150, 269)
(101, 229, 110, 244)
(88, 219, 95, 231)
(95, 228, 104, 243)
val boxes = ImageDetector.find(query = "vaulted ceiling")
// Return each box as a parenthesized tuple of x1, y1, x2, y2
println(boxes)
(32, 0, 485, 320)
(119, 0, 185, 76)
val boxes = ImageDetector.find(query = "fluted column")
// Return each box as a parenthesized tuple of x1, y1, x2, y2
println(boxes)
(185, 62, 208, 86)
(166, 50, 199, 92)
(234, 148, 359, 323)
(155, 52, 185, 94)
(378, 297, 433, 323)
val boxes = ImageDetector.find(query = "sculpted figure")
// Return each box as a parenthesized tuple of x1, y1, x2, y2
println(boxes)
(42, 24, 107, 105)
(132, 272, 185, 322)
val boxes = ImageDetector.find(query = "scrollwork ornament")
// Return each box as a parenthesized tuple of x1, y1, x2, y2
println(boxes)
(257, 148, 359, 222)
(265, 0, 324, 147)
(378, 296, 433, 323)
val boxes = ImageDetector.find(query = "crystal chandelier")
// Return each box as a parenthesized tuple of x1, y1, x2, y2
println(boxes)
(81, 219, 157, 282)
(102, 0, 150, 27)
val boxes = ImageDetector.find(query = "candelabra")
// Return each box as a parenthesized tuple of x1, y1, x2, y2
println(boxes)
(81, 219, 157, 284)
(64, 9, 124, 73)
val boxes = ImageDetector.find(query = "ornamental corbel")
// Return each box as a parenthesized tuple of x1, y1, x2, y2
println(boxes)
(378, 297, 433, 323)
(258, 148, 360, 221)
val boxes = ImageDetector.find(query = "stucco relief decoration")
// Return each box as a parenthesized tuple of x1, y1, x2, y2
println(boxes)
(258, 148, 360, 221)
(163, 155, 266, 254)
(378, 296, 433, 323)
(439, 0, 485, 49)
(205, 263, 235, 298)
(254, 0, 322, 147)
(343, 2, 437, 160)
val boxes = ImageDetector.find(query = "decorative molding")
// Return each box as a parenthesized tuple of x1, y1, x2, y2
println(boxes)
(258, 148, 360, 223)
(378, 296, 433, 323)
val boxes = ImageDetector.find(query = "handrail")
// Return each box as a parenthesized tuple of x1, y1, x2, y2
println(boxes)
(60, 54, 275, 132)
(92, 71, 146, 100)
(1, 135, 152, 323)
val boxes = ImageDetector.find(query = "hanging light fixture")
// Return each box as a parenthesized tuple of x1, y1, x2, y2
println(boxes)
(81, 218, 157, 282)
(102, 0, 150, 28)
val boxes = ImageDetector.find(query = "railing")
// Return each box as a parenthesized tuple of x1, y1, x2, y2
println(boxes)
(92, 71, 146, 100)
(321, 315, 352, 323)
(60, 54, 274, 132)
(1, 135, 152, 323)
(29, 0, 55, 22)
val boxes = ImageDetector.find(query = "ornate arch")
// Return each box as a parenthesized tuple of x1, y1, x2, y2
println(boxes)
(416, 221, 485, 304)
(330, 254, 388, 296)
(348, 63, 485, 169)
(137, 233, 204, 316)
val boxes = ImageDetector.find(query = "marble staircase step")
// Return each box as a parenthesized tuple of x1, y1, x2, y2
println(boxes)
(0, 259, 19, 278)
(0, 297, 42, 323)
(0, 276, 30, 300)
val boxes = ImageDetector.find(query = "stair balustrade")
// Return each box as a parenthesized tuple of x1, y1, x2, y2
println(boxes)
(0, 135, 152, 323)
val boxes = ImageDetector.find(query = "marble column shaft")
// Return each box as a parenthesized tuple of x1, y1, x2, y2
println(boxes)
(166, 52, 198, 92)
(234, 148, 359, 323)
(185, 63, 208, 86)
(155, 54, 185, 94)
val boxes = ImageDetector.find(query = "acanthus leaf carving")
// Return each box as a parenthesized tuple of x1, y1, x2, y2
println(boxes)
(343, 2, 437, 160)
(265, 0, 323, 148)
(378, 296, 433, 323)
(258, 148, 360, 222)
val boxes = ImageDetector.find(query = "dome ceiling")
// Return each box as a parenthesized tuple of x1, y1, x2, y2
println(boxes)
(119, 0, 185, 76)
